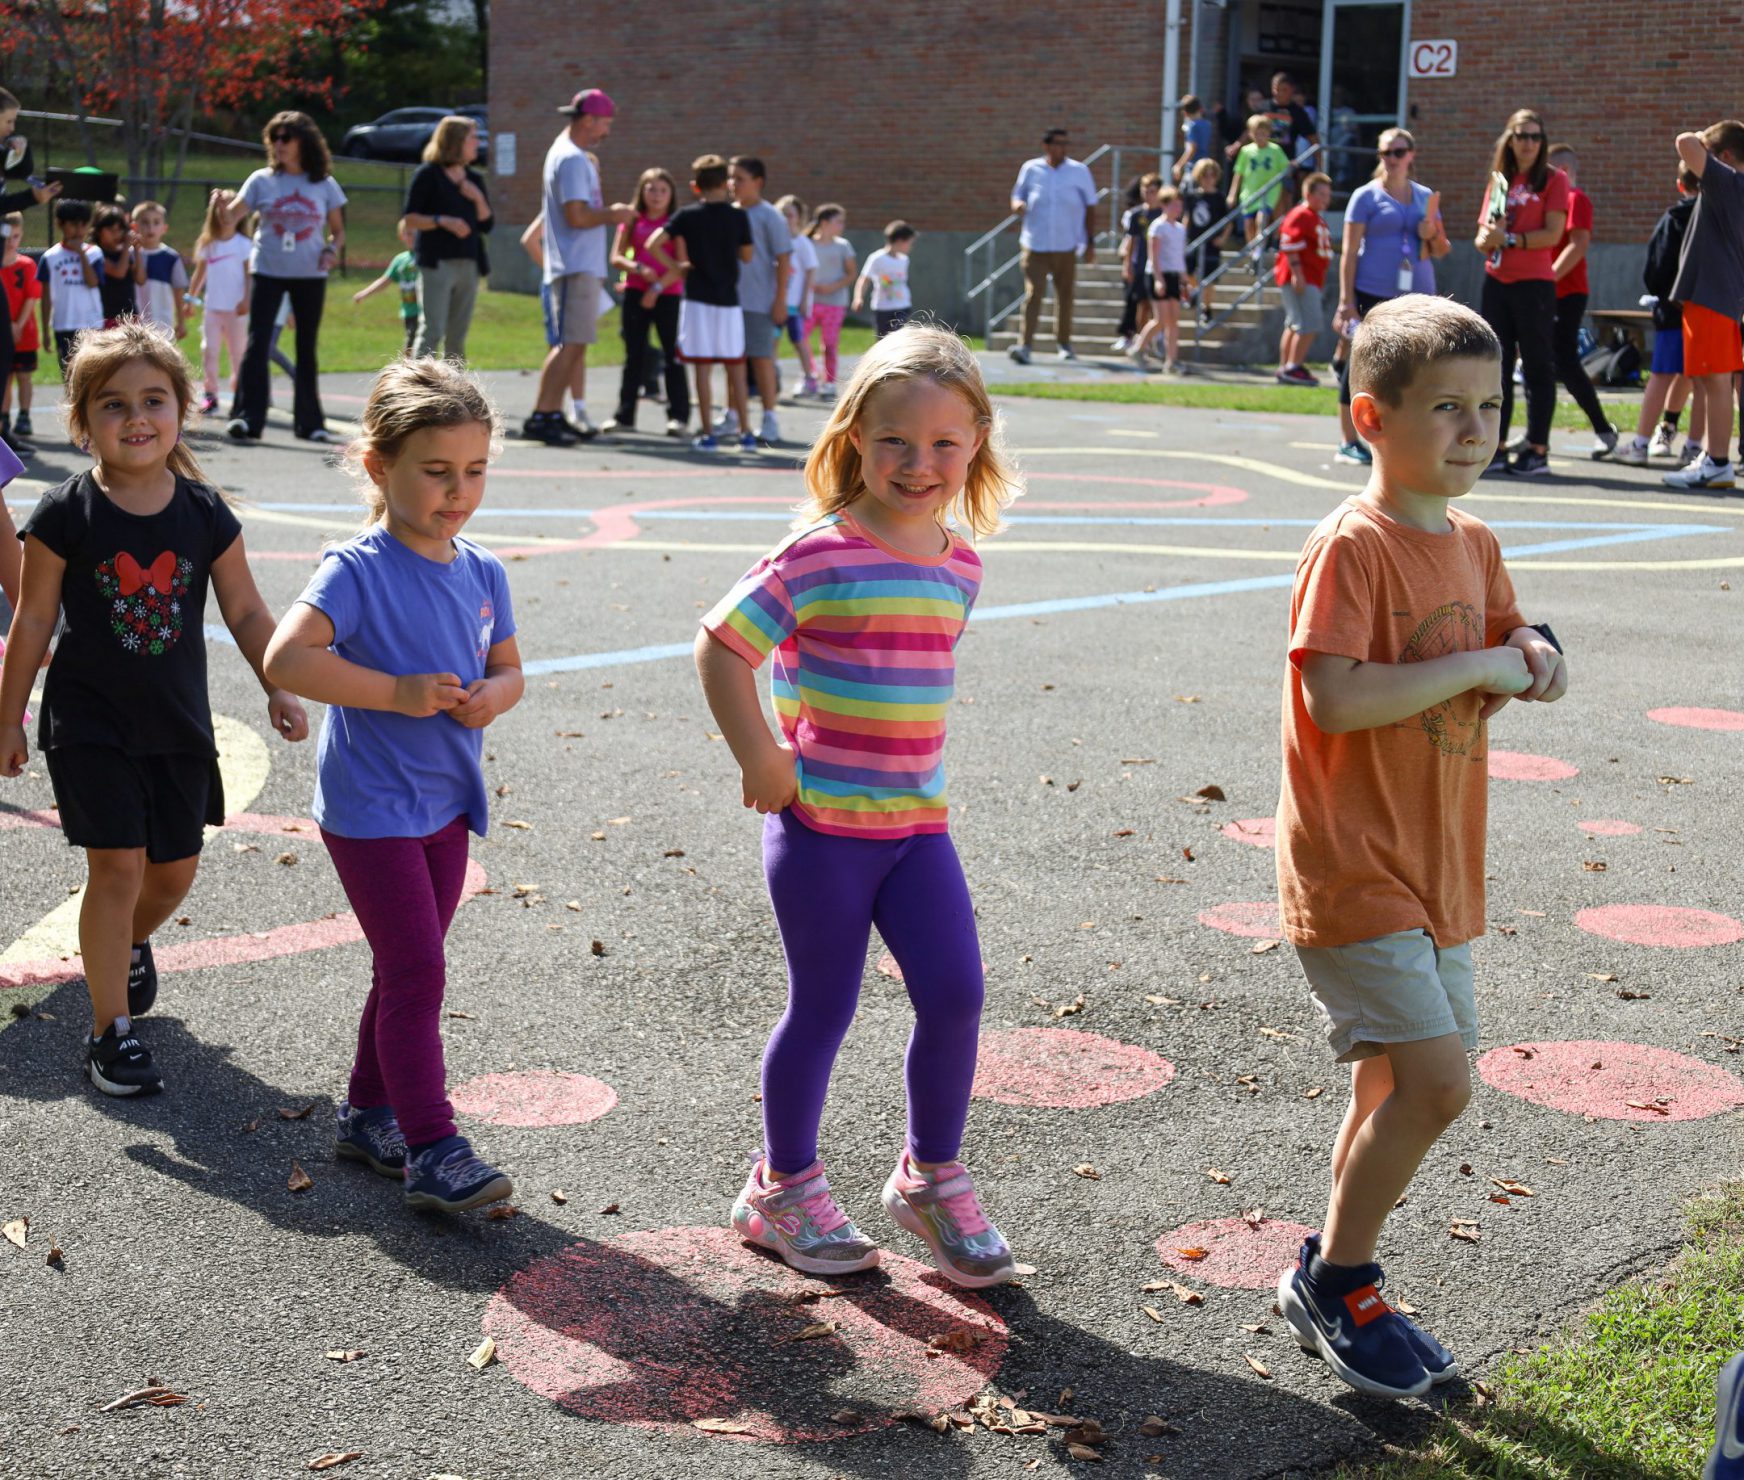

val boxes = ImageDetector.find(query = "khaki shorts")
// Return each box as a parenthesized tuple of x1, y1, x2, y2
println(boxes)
(1295, 929, 1476, 1063)
(546, 271, 604, 346)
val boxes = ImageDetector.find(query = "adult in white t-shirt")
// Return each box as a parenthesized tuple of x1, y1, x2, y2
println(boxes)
(213, 111, 346, 444)
(1008, 127, 1098, 363)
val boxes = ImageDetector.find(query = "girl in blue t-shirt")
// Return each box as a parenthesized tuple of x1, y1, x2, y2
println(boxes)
(264, 359, 524, 1215)
(0, 322, 308, 1098)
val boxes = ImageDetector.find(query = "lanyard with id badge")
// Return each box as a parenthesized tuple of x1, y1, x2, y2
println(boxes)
(1397, 189, 1419, 294)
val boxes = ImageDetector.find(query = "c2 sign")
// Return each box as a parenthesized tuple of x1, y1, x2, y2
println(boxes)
(1408, 39, 1458, 78)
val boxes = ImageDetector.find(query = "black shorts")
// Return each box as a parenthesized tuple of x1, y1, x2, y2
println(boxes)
(45, 747, 224, 862)
(1152, 272, 1182, 303)
(12, 349, 37, 374)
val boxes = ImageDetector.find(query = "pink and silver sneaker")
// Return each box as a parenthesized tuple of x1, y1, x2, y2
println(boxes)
(731, 1158, 882, 1275)
(882, 1151, 1017, 1289)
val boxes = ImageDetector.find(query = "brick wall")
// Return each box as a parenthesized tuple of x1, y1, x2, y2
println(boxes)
(1407, 0, 1743, 242)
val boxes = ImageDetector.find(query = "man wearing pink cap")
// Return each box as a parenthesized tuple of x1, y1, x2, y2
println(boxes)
(524, 88, 634, 445)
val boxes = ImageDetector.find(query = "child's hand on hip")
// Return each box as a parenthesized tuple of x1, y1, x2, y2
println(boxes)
(393, 671, 468, 717)
(448, 677, 505, 729)
(268, 689, 309, 742)
(741, 744, 797, 813)
(0, 723, 26, 778)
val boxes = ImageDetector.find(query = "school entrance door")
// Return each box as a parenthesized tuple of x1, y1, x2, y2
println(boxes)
(1317, 0, 1410, 193)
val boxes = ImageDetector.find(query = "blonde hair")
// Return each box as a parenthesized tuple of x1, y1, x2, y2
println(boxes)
(64, 321, 214, 489)
(130, 199, 166, 222)
(195, 190, 234, 259)
(1191, 157, 1222, 188)
(1373, 127, 1417, 181)
(800, 324, 1021, 540)
(345, 358, 503, 525)
(422, 115, 478, 167)
(1246, 114, 1273, 137)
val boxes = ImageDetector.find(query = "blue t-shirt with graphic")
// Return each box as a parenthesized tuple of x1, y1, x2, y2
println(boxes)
(296, 524, 515, 839)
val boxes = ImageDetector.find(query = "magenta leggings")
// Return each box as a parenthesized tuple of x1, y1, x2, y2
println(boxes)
(805, 304, 846, 385)
(761, 809, 985, 1173)
(321, 815, 469, 1147)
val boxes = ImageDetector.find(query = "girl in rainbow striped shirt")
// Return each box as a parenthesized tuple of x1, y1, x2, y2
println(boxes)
(695, 325, 1022, 1288)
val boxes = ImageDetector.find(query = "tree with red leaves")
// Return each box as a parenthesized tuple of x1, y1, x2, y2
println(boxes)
(0, 0, 378, 188)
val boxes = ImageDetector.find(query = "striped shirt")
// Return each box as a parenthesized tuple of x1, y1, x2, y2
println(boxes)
(702, 511, 982, 839)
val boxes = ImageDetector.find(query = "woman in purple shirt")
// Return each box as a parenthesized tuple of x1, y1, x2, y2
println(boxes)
(1331, 128, 1451, 463)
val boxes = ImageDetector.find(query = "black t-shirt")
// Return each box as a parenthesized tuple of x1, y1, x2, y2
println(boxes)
(664, 201, 752, 307)
(1265, 101, 1317, 161)
(20, 472, 242, 756)
(1183, 190, 1224, 265)
(98, 248, 134, 321)
(403, 163, 493, 272)
(1124, 205, 1160, 267)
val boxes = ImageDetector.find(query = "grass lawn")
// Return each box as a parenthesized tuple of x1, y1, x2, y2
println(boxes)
(1336, 1183, 1743, 1479)
(991, 378, 1644, 435)
(28, 286, 881, 384)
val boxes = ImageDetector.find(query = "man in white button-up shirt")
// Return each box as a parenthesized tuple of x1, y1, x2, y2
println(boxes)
(1008, 128, 1098, 363)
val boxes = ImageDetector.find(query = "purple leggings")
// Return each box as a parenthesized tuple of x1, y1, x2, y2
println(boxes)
(761, 809, 985, 1172)
(321, 815, 469, 1147)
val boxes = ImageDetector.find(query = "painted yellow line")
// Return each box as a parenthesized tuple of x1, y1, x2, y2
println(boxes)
(1107, 428, 1161, 438)
(1464, 490, 1744, 518)
(1509, 555, 1744, 571)
(0, 713, 269, 968)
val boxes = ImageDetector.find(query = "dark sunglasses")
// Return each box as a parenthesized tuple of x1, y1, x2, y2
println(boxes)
(1379, 146, 1412, 158)
(1511, 130, 1544, 142)
(270, 131, 294, 143)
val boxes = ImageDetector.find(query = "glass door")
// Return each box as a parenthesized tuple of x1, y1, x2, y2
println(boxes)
(1317, 0, 1409, 196)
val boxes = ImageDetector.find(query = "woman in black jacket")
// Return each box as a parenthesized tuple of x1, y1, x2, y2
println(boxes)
(0, 87, 63, 454)
(401, 115, 492, 361)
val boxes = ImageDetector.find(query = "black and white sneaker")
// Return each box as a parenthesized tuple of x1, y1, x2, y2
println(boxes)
(299, 427, 345, 445)
(88, 1024, 163, 1097)
(1508, 448, 1551, 477)
(522, 412, 579, 446)
(225, 417, 255, 442)
(127, 941, 158, 1017)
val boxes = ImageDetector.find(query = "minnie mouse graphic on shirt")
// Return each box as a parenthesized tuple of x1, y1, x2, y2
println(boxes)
(94, 549, 194, 655)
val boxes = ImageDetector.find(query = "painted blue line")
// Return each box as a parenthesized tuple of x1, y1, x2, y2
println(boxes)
(1498, 524, 1719, 559)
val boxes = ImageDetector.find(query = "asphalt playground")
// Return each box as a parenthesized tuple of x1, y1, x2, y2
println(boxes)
(2, 364, 1742, 1480)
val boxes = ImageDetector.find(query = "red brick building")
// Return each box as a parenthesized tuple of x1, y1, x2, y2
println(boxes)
(487, 0, 1740, 319)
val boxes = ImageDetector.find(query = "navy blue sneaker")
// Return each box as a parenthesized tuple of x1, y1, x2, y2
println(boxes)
(1706, 1352, 1744, 1479)
(335, 1101, 407, 1179)
(87, 1023, 163, 1097)
(1277, 1234, 1432, 1399)
(127, 940, 158, 1017)
(1288, 1233, 1457, 1383)
(403, 1135, 513, 1213)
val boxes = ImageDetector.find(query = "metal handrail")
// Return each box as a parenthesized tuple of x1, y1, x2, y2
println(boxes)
(962, 141, 1167, 343)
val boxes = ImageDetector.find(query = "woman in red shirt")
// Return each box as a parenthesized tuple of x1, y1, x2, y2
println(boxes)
(1547, 142, 1617, 456)
(1474, 109, 1569, 476)
(606, 167, 688, 437)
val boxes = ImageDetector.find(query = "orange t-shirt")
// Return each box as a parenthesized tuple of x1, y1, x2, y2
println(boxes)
(1276, 499, 1524, 950)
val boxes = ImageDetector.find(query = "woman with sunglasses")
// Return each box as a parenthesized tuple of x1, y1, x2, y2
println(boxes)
(213, 112, 347, 444)
(1330, 128, 1449, 463)
(1474, 110, 1569, 477)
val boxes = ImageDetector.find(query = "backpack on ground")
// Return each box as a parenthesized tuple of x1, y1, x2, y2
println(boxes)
(1581, 329, 1641, 388)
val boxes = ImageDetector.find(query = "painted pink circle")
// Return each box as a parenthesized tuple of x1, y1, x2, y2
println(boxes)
(1647, 706, 1744, 732)
(1578, 820, 1642, 837)
(1154, 1218, 1317, 1289)
(1575, 904, 1744, 949)
(1197, 901, 1282, 939)
(450, 1070, 618, 1128)
(482, 1226, 1008, 1443)
(1488, 750, 1579, 781)
(1220, 817, 1276, 848)
(972, 1027, 1176, 1108)
(1478, 1040, 1744, 1122)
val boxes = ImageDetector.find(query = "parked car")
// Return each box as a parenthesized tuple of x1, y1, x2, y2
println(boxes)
(340, 106, 490, 164)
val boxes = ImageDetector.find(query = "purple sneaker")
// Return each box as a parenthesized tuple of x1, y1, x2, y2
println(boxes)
(335, 1100, 407, 1179)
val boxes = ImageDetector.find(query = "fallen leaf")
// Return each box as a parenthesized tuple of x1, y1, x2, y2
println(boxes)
(502, 820, 533, 830)
(494, 783, 511, 797)
(1112, 828, 1135, 838)
(1065, 1420, 1106, 1446)
(831, 1409, 860, 1425)
(1053, 992, 1086, 1020)
(590, 939, 606, 956)
(1626, 1099, 1672, 1115)
(174, 915, 190, 926)
(1495, 924, 1518, 936)
(1586, 973, 1617, 982)
(693, 1418, 753, 1435)
(550, 1190, 568, 1205)
(608, 816, 632, 827)
(1518, 909, 1546, 917)
(1241, 1321, 1270, 1333)
(485, 1204, 521, 1220)
(1141, 1304, 1163, 1323)
(1067, 780, 1081, 792)
(598, 1202, 621, 1215)
(1242, 1208, 1265, 1230)
(1169, 1282, 1203, 1305)
(1206, 1168, 1231, 1184)
(1066, 1442, 1102, 1461)
(1182, 846, 1194, 862)
(100, 1385, 186, 1412)
(466, 1337, 497, 1370)
(1072, 1163, 1102, 1180)
(46, 1245, 64, 1267)
(1492, 1179, 1534, 1197)
(785, 1321, 837, 1343)
(324, 1350, 365, 1363)
(232, 841, 259, 853)
(926, 1326, 985, 1355)
(1154, 876, 1187, 884)
(1196, 784, 1227, 801)
(239, 1118, 260, 1134)
(1583, 860, 1608, 872)
(1657, 775, 1691, 786)
(2, 1217, 27, 1249)
(276, 851, 298, 866)
(1450, 1223, 1482, 1244)
(1303, 1085, 1325, 1100)
(1039, 774, 1054, 786)
(1174, 694, 1201, 703)
(663, 848, 686, 858)
(1243, 1354, 1273, 1379)
(1618, 989, 1652, 1000)
(1395, 1300, 1419, 1315)
(1139, 1415, 1178, 1437)
(1250, 939, 1280, 954)
(277, 1103, 315, 1121)
(1176, 1247, 1209, 1261)
(1511, 1046, 1536, 1059)
(287, 1161, 313, 1193)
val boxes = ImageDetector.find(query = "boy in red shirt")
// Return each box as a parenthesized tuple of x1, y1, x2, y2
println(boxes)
(0, 212, 40, 438)
(1274, 295, 1568, 1399)
(1275, 172, 1333, 384)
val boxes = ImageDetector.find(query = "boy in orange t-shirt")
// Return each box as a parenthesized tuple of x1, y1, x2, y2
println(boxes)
(1273, 295, 1568, 1401)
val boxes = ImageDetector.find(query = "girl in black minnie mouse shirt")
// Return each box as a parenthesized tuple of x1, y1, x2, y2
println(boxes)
(0, 321, 307, 1097)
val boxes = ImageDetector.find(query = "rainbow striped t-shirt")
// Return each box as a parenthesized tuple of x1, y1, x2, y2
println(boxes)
(701, 511, 982, 839)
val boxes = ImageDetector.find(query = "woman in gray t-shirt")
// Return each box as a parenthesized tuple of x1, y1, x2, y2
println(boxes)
(213, 111, 347, 444)
(803, 204, 856, 393)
